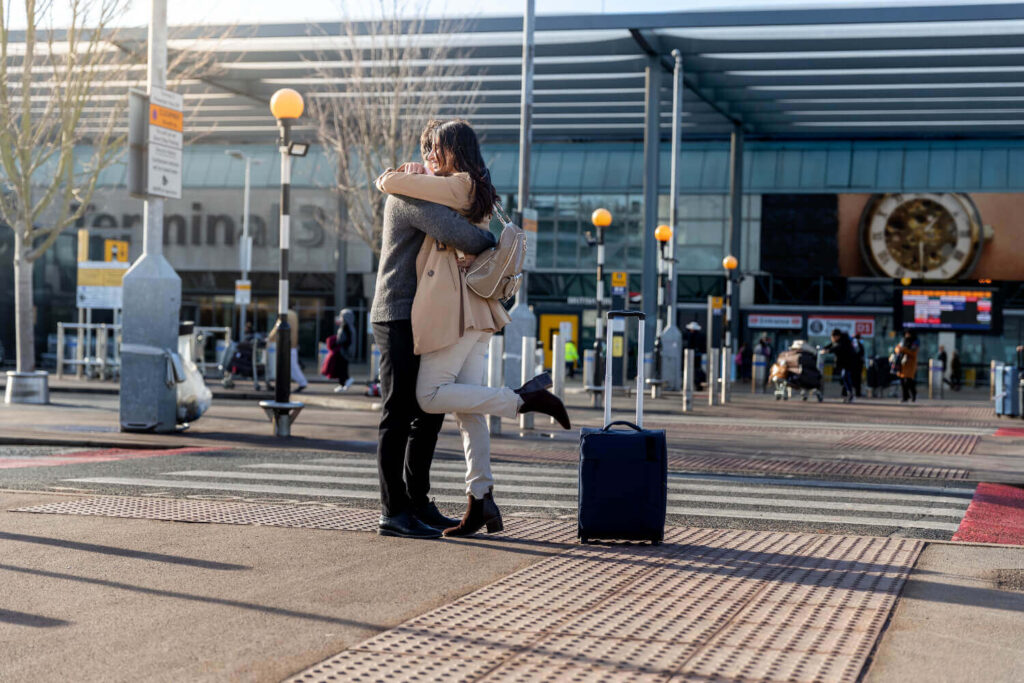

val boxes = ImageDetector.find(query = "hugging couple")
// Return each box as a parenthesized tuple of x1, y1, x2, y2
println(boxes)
(370, 119, 571, 540)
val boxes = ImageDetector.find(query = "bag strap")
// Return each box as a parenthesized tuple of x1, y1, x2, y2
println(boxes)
(492, 200, 513, 228)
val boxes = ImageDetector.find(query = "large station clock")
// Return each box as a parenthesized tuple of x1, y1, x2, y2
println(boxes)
(858, 193, 988, 280)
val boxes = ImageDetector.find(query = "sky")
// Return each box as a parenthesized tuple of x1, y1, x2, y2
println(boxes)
(8, 0, 1022, 30)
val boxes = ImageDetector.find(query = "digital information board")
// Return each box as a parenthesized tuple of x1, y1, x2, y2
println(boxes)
(898, 288, 999, 333)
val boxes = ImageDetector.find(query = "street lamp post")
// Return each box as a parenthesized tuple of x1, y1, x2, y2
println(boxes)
(258, 88, 308, 437)
(653, 224, 672, 395)
(226, 150, 262, 338)
(590, 208, 612, 393)
(722, 254, 738, 403)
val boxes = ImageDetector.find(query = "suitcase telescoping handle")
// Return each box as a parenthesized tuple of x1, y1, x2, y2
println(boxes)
(604, 310, 646, 429)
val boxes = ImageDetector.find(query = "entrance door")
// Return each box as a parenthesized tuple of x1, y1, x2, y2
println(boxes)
(539, 314, 579, 370)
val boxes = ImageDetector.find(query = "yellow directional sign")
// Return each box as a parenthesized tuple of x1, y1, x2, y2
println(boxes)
(611, 271, 628, 288)
(711, 296, 724, 310)
(104, 239, 129, 262)
(77, 228, 89, 262)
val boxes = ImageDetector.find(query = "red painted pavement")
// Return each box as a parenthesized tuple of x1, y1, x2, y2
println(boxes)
(952, 482, 1024, 545)
(0, 447, 221, 469)
(994, 427, 1024, 438)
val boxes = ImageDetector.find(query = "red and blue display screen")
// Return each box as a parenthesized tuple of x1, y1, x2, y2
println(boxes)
(899, 288, 998, 332)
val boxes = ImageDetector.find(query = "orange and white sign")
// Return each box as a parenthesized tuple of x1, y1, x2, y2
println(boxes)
(76, 261, 129, 309)
(149, 104, 183, 132)
(147, 86, 183, 200)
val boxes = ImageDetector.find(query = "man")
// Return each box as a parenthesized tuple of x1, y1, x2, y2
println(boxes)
(851, 333, 866, 398)
(372, 194, 497, 539)
(564, 339, 578, 379)
(821, 328, 857, 403)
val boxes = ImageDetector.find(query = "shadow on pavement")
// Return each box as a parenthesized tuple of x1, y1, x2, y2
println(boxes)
(0, 532, 249, 570)
(0, 564, 387, 629)
(0, 608, 70, 628)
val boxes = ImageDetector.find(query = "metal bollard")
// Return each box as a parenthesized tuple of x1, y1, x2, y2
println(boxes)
(928, 359, 944, 400)
(370, 344, 381, 383)
(488, 335, 504, 435)
(520, 336, 536, 430)
(990, 359, 998, 400)
(57, 324, 66, 379)
(720, 345, 731, 404)
(708, 348, 719, 407)
(752, 353, 766, 394)
(682, 348, 694, 412)
(551, 333, 565, 425)
(582, 349, 600, 408)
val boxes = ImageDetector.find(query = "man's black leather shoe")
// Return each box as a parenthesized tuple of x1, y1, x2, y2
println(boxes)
(412, 499, 460, 529)
(378, 511, 442, 539)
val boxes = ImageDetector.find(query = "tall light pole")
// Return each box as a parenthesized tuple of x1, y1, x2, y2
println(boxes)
(722, 254, 738, 403)
(226, 150, 262, 338)
(590, 207, 612, 388)
(660, 48, 685, 392)
(654, 224, 672, 386)
(258, 88, 308, 437)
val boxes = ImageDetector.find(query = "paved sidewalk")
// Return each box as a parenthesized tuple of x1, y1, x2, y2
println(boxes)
(6, 491, 1024, 682)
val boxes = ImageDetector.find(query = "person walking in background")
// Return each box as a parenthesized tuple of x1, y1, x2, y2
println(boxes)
(821, 328, 857, 403)
(755, 335, 774, 389)
(267, 309, 307, 394)
(851, 333, 865, 398)
(945, 349, 962, 391)
(896, 331, 920, 403)
(322, 309, 356, 393)
(376, 118, 570, 538)
(564, 339, 579, 378)
(736, 342, 751, 380)
(684, 321, 706, 390)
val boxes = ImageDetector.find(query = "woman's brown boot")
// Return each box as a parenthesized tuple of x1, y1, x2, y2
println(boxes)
(443, 487, 503, 536)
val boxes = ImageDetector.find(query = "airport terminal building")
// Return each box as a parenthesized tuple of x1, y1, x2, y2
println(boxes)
(2, 6, 1023, 376)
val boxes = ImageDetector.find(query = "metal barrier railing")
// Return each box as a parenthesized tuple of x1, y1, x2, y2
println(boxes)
(56, 323, 122, 380)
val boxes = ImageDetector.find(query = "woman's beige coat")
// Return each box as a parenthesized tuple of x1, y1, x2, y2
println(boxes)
(376, 169, 510, 355)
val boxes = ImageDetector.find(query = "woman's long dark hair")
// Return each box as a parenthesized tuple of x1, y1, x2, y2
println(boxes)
(431, 119, 498, 224)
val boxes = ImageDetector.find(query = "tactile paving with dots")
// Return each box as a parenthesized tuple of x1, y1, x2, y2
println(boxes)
(11, 496, 579, 545)
(285, 530, 922, 682)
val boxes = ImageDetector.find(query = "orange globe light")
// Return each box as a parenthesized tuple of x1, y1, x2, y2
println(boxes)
(900, 277, 913, 286)
(722, 255, 738, 271)
(591, 208, 612, 228)
(654, 224, 672, 243)
(270, 88, 304, 120)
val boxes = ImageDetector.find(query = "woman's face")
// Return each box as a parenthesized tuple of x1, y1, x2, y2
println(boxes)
(425, 140, 456, 175)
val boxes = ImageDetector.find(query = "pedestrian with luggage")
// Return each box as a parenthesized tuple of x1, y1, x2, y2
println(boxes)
(267, 309, 308, 394)
(322, 309, 356, 393)
(896, 332, 920, 403)
(376, 118, 570, 538)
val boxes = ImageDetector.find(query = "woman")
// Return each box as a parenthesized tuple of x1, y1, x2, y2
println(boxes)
(896, 331, 920, 403)
(375, 119, 570, 537)
(322, 309, 356, 392)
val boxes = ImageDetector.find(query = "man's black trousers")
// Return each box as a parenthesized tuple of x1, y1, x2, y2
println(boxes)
(373, 320, 445, 516)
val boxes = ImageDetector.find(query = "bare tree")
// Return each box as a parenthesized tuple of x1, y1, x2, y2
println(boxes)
(307, 0, 481, 256)
(0, 1, 230, 373)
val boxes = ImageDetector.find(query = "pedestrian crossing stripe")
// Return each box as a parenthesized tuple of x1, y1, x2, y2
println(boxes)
(65, 455, 974, 534)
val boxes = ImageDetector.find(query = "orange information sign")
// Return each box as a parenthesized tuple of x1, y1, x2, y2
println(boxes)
(149, 104, 183, 132)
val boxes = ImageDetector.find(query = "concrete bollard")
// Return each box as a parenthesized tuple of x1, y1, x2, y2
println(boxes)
(582, 348, 600, 408)
(752, 353, 766, 393)
(488, 335, 504, 435)
(644, 351, 660, 399)
(720, 345, 731, 404)
(708, 348, 719, 407)
(520, 336, 536, 430)
(682, 348, 694, 412)
(928, 359, 944, 400)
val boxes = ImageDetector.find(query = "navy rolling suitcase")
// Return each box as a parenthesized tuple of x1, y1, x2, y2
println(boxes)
(578, 311, 667, 545)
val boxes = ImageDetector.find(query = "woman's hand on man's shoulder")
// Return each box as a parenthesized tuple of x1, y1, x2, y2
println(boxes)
(397, 162, 428, 175)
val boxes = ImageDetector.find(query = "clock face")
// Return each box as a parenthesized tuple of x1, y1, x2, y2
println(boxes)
(860, 193, 983, 280)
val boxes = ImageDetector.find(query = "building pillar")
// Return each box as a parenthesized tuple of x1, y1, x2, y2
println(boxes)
(641, 57, 661, 355)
